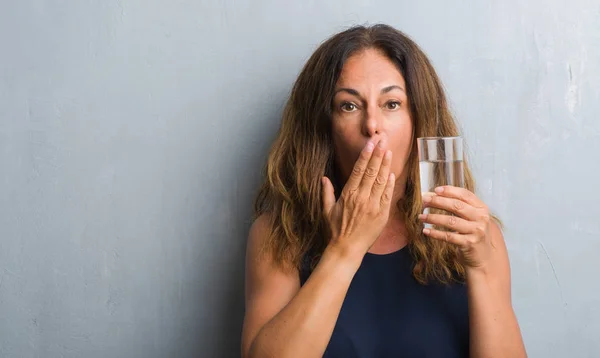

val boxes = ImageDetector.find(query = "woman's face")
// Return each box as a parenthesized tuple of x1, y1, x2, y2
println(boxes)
(331, 48, 413, 187)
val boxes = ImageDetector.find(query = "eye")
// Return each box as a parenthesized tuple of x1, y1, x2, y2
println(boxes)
(340, 102, 358, 112)
(385, 101, 401, 110)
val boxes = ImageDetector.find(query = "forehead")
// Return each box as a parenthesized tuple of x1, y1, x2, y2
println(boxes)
(336, 48, 405, 88)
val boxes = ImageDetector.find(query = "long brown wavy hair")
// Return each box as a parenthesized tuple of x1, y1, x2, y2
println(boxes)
(253, 24, 478, 284)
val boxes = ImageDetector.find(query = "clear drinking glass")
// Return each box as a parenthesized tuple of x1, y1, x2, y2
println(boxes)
(417, 136, 464, 229)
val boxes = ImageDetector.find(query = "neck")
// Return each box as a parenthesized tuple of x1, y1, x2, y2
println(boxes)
(369, 215, 409, 254)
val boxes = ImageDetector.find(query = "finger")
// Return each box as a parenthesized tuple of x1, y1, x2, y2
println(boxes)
(380, 173, 395, 208)
(422, 227, 467, 246)
(434, 186, 486, 209)
(371, 150, 392, 198)
(418, 213, 475, 234)
(343, 141, 375, 194)
(422, 194, 478, 221)
(359, 138, 387, 192)
(321, 177, 336, 214)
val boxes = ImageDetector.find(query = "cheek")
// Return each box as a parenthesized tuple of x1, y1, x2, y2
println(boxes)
(392, 142, 412, 172)
(331, 125, 366, 178)
(388, 123, 414, 170)
(331, 121, 363, 151)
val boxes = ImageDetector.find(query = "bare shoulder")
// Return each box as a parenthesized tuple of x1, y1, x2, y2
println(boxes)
(242, 214, 300, 356)
(245, 214, 273, 273)
(489, 219, 508, 260)
(489, 219, 505, 247)
(245, 214, 299, 282)
(489, 219, 512, 297)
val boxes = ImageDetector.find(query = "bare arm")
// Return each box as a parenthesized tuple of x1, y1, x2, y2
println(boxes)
(241, 216, 362, 358)
(467, 222, 527, 358)
(420, 187, 527, 358)
(242, 139, 395, 358)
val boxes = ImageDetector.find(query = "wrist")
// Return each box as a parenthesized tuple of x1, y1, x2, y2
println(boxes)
(322, 242, 364, 276)
(466, 263, 502, 287)
(466, 264, 490, 280)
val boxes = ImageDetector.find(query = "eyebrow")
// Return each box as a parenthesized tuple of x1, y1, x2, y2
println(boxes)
(334, 85, 405, 97)
(381, 85, 405, 94)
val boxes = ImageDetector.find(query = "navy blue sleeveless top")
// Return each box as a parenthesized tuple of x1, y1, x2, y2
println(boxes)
(300, 246, 469, 358)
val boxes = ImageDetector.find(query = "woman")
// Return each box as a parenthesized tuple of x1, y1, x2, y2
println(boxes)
(241, 24, 526, 358)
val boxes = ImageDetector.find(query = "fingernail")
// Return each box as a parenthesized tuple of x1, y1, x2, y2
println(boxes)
(423, 228, 431, 235)
(422, 195, 432, 203)
(418, 214, 426, 220)
(378, 139, 387, 148)
(434, 187, 444, 193)
(365, 141, 375, 152)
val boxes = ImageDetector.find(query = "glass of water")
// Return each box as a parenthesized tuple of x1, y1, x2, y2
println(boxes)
(417, 136, 464, 229)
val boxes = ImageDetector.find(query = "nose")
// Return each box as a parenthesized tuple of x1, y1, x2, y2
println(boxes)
(363, 105, 383, 138)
